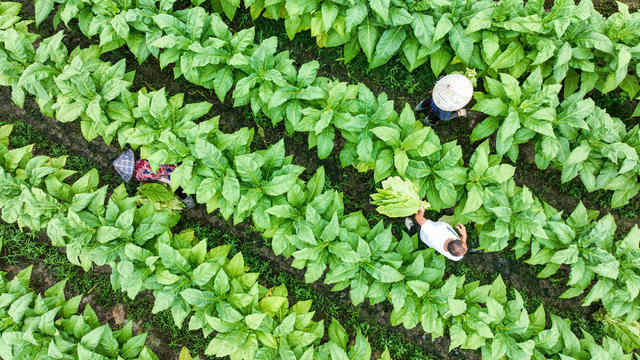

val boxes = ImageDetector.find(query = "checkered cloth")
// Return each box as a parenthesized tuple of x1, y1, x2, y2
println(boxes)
(134, 160, 175, 183)
(113, 149, 135, 182)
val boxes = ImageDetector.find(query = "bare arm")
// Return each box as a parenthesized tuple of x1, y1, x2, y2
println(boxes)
(414, 203, 427, 226)
(456, 223, 468, 251)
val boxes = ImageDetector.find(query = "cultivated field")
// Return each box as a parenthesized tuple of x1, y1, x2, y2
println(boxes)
(1, 0, 640, 359)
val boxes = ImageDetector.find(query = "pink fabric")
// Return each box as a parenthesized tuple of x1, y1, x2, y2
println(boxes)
(134, 160, 176, 183)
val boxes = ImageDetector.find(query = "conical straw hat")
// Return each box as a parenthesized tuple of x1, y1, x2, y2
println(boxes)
(432, 74, 474, 111)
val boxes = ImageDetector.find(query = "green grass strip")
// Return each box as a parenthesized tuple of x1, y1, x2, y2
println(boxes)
(0, 265, 160, 359)
(2, 3, 640, 356)
(0, 115, 439, 358)
(0, 123, 389, 359)
(10, 0, 640, 328)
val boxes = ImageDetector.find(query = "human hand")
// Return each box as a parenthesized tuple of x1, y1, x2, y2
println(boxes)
(456, 223, 467, 236)
(414, 203, 427, 225)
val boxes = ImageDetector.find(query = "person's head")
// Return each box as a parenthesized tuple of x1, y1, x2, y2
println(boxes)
(447, 239, 466, 257)
(432, 74, 473, 112)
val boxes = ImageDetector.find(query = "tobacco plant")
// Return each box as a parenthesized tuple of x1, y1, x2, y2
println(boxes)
(0, 123, 382, 359)
(471, 69, 561, 161)
(4, 5, 640, 355)
(32, 0, 640, 207)
(454, 140, 515, 216)
(0, 266, 158, 359)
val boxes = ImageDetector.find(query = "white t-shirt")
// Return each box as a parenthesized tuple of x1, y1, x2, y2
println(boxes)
(419, 220, 463, 261)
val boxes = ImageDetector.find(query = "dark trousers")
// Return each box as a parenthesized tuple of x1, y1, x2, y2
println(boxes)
(175, 187, 189, 200)
(416, 98, 460, 122)
(407, 219, 421, 236)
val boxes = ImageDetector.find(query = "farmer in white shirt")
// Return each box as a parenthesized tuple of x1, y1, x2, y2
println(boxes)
(405, 204, 468, 261)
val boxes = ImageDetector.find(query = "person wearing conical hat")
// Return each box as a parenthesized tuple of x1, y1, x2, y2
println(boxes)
(414, 74, 473, 126)
(112, 149, 196, 209)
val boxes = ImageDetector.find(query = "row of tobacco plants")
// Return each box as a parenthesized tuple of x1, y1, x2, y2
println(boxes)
(0, 123, 388, 359)
(20, 0, 640, 322)
(0, 87, 633, 360)
(0, 265, 161, 359)
(33, 0, 640, 208)
(2, 2, 640, 356)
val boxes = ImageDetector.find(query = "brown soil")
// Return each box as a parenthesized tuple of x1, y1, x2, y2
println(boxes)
(6, 0, 633, 352)
(590, 0, 640, 13)
(1, 83, 604, 356)
(0, 256, 176, 359)
(465, 110, 640, 235)
(0, 85, 457, 359)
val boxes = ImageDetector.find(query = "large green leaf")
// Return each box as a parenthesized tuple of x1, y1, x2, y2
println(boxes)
(370, 27, 406, 69)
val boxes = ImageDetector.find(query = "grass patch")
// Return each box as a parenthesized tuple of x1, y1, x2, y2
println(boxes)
(2, 115, 439, 359)
(183, 218, 439, 359)
(0, 223, 208, 357)
(1, 115, 138, 193)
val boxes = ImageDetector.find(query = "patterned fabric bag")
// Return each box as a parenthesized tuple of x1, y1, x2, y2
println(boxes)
(112, 149, 135, 182)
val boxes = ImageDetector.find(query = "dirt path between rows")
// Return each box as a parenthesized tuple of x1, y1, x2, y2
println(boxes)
(0, 252, 178, 359)
(464, 111, 640, 235)
(1, 85, 603, 349)
(0, 88, 458, 359)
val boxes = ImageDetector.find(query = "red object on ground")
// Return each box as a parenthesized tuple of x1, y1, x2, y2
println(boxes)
(134, 160, 176, 184)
